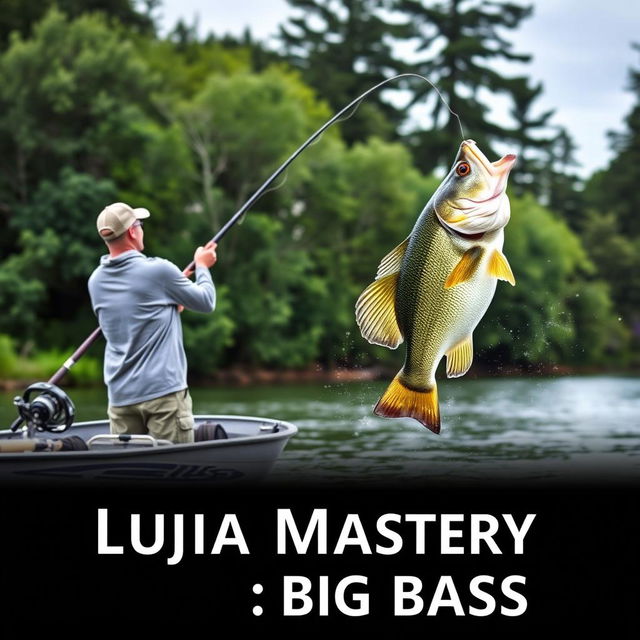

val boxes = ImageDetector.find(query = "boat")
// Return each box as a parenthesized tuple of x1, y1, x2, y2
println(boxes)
(0, 414, 297, 485)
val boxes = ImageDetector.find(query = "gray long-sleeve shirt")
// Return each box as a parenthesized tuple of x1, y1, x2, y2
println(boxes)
(88, 250, 215, 406)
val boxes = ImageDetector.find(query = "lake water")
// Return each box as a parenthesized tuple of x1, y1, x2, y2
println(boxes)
(1, 375, 638, 485)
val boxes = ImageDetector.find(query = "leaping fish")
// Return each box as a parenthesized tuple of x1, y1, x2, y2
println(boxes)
(356, 139, 517, 433)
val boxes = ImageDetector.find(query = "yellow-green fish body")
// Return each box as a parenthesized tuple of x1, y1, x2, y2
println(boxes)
(356, 140, 516, 433)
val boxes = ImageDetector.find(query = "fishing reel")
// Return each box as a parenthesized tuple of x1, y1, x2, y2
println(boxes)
(11, 382, 76, 435)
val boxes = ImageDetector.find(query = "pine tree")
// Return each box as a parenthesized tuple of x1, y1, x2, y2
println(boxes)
(587, 44, 640, 237)
(279, 0, 411, 143)
(581, 45, 640, 345)
(541, 126, 583, 224)
(396, 0, 534, 172)
(0, 0, 155, 48)
(215, 28, 284, 72)
(507, 78, 555, 196)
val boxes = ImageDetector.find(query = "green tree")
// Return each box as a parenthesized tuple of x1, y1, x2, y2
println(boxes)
(140, 26, 254, 101)
(0, 4, 623, 377)
(279, 0, 410, 143)
(0, 9, 197, 349)
(182, 285, 236, 376)
(214, 28, 285, 72)
(290, 136, 434, 367)
(581, 45, 640, 353)
(578, 211, 640, 353)
(507, 78, 555, 196)
(0, 169, 117, 343)
(0, 0, 155, 49)
(540, 127, 584, 224)
(396, 0, 534, 172)
(0, 8, 155, 207)
(220, 214, 331, 367)
(476, 195, 624, 367)
(170, 67, 332, 233)
(585, 45, 640, 237)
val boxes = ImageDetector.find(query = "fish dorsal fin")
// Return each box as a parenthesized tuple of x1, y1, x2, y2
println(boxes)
(446, 335, 473, 378)
(376, 237, 410, 279)
(488, 249, 516, 285)
(444, 246, 484, 289)
(355, 273, 403, 349)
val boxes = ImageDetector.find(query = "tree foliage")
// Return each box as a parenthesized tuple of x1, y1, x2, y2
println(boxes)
(395, 0, 536, 171)
(280, 0, 410, 143)
(0, 0, 155, 50)
(0, 8, 154, 205)
(0, 5, 631, 381)
(581, 45, 640, 353)
(477, 196, 625, 366)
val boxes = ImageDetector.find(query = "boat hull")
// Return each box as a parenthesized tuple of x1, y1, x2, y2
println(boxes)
(0, 415, 297, 485)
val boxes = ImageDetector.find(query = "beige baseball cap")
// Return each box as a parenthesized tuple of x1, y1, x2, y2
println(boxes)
(97, 202, 150, 240)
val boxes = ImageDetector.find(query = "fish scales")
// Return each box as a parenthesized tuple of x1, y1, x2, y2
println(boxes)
(397, 211, 498, 388)
(356, 140, 516, 433)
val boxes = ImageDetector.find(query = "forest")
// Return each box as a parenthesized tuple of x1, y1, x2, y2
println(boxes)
(0, 0, 638, 384)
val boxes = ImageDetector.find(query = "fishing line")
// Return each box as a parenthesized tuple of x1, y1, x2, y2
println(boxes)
(413, 74, 466, 141)
(332, 97, 366, 125)
(306, 98, 367, 150)
(185, 72, 466, 271)
(258, 170, 289, 197)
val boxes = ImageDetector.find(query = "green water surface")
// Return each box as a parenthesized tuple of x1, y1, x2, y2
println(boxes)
(1, 375, 638, 485)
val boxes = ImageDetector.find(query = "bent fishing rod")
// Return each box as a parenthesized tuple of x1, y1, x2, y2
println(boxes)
(9, 73, 462, 432)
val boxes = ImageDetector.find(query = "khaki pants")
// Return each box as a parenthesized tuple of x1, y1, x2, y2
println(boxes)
(108, 389, 195, 444)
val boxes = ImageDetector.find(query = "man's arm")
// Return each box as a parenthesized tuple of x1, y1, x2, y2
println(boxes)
(165, 242, 217, 312)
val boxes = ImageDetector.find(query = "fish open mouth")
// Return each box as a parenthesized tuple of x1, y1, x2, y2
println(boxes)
(492, 153, 517, 172)
(457, 141, 516, 206)
(462, 140, 517, 177)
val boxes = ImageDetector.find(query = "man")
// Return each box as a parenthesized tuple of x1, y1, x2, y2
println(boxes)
(88, 202, 217, 444)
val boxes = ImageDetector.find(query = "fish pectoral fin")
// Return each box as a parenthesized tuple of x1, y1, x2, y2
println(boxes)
(488, 249, 516, 285)
(444, 246, 484, 289)
(446, 335, 474, 378)
(376, 237, 410, 278)
(355, 273, 403, 349)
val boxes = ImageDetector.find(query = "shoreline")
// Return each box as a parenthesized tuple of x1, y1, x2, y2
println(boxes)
(195, 362, 637, 387)
(1, 362, 637, 391)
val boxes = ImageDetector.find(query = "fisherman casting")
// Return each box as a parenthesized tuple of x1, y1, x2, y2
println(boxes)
(88, 202, 218, 443)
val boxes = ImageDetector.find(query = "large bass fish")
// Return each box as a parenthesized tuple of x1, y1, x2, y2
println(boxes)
(356, 139, 516, 434)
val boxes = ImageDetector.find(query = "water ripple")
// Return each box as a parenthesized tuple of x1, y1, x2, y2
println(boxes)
(1, 375, 637, 485)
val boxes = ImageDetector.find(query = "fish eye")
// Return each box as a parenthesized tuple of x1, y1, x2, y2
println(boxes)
(456, 162, 471, 177)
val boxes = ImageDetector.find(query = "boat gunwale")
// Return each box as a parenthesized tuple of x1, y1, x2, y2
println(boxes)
(0, 414, 298, 462)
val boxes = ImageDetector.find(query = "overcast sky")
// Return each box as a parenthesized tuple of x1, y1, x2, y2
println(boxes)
(155, 0, 639, 178)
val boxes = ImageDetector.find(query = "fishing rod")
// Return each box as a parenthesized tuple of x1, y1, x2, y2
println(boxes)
(8, 73, 461, 434)
(181, 73, 463, 272)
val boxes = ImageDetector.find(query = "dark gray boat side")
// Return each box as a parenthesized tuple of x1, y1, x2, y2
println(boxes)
(0, 415, 297, 485)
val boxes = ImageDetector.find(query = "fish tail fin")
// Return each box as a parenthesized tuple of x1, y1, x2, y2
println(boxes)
(374, 374, 440, 434)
